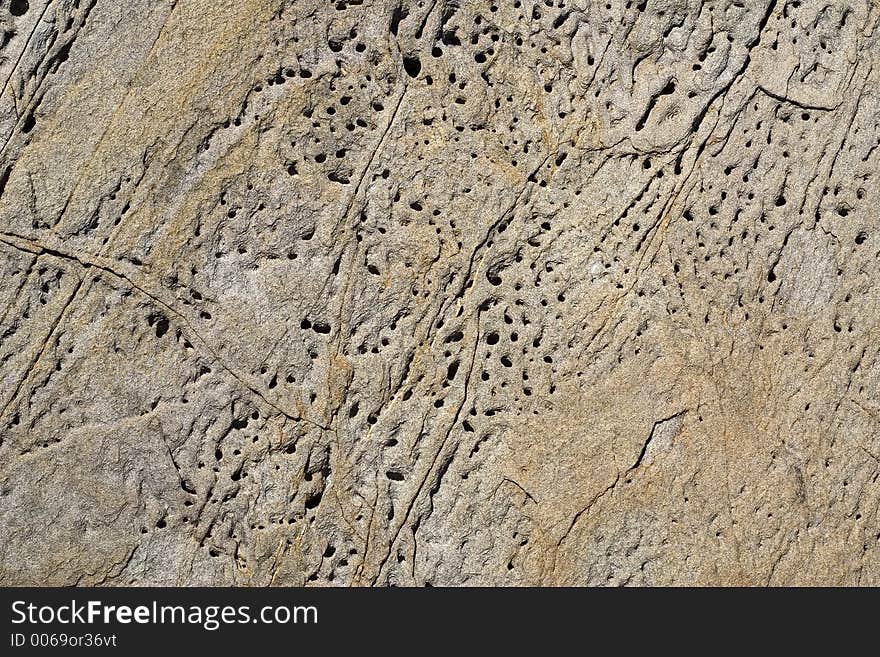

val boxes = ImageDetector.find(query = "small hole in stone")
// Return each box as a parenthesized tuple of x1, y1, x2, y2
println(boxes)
(403, 56, 421, 78)
(10, 0, 28, 17)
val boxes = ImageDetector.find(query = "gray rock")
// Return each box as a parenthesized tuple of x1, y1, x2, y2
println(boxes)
(1, 0, 879, 586)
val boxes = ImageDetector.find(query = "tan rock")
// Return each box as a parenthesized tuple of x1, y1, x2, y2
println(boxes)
(1, 0, 879, 586)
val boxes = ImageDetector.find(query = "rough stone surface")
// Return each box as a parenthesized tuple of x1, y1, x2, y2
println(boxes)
(1, 0, 879, 586)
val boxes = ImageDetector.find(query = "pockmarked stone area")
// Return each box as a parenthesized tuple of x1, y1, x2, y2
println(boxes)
(0, 0, 878, 586)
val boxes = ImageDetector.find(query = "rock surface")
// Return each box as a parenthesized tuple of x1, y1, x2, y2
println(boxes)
(1, 0, 879, 586)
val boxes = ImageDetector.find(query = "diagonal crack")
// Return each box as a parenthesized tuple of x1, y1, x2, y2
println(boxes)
(627, 410, 687, 473)
(0, 232, 330, 432)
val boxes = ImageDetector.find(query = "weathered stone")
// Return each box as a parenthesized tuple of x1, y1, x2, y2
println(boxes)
(1, 0, 879, 586)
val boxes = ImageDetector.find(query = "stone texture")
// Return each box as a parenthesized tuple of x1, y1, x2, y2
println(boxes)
(0, 0, 879, 586)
